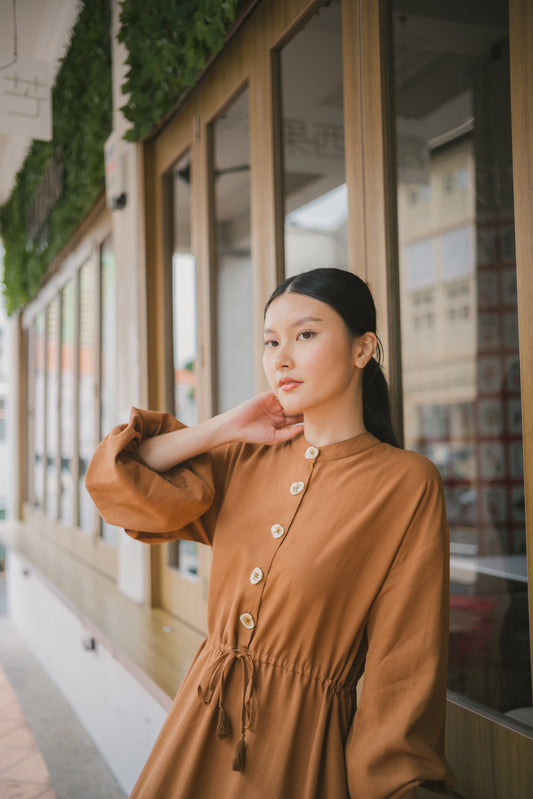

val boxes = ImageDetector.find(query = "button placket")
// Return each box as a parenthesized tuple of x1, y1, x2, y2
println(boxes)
(238, 449, 320, 644)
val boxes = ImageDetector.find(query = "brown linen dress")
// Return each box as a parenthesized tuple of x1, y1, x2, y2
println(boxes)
(86, 408, 455, 799)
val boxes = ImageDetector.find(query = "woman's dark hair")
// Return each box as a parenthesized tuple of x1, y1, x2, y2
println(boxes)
(265, 267, 400, 447)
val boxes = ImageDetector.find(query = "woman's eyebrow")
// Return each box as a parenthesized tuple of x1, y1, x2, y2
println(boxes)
(264, 316, 323, 335)
(291, 316, 323, 327)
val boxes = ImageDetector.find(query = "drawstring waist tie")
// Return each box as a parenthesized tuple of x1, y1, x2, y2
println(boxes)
(198, 648, 256, 772)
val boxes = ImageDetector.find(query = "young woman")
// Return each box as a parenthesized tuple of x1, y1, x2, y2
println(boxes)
(86, 268, 454, 798)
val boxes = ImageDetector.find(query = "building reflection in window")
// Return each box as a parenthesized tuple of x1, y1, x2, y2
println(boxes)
(212, 88, 253, 413)
(33, 312, 45, 510)
(280, 0, 347, 277)
(78, 257, 97, 534)
(100, 236, 118, 545)
(393, 0, 531, 724)
(167, 150, 199, 578)
(171, 151, 197, 427)
(60, 280, 75, 526)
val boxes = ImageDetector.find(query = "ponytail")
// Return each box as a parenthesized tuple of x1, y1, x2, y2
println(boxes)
(362, 358, 400, 448)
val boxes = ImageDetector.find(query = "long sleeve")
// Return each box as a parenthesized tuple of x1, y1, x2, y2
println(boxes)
(85, 407, 236, 545)
(345, 467, 455, 798)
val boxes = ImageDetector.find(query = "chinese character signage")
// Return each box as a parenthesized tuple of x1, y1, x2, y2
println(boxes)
(0, 58, 52, 140)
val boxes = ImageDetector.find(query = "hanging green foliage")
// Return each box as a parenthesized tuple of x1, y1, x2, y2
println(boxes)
(0, 0, 112, 315)
(1, 0, 241, 313)
(118, 0, 239, 141)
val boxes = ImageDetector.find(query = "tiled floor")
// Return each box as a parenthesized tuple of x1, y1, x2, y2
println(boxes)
(0, 665, 57, 799)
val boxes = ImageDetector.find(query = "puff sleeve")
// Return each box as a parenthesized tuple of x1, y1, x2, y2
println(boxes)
(85, 407, 236, 545)
(345, 465, 455, 798)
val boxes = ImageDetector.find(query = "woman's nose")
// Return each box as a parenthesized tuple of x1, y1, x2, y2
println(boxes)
(274, 345, 294, 369)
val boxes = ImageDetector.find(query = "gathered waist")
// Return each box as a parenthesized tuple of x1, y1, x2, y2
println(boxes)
(197, 639, 359, 775)
(202, 639, 359, 697)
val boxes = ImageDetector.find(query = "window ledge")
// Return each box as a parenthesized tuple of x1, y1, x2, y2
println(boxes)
(0, 520, 204, 710)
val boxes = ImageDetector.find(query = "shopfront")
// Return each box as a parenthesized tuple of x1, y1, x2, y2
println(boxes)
(14, 0, 533, 794)
(141, 0, 533, 794)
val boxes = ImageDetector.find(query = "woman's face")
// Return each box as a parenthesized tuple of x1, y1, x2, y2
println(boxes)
(263, 292, 371, 420)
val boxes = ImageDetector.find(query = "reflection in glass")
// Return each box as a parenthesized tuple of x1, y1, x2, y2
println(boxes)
(78, 258, 96, 533)
(172, 151, 197, 427)
(100, 236, 118, 545)
(393, 0, 531, 723)
(45, 299, 59, 518)
(166, 152, 199, 577)
(60, 281, 75, 525)
(212, 89, 253, 413)
(33, 313, 45, 509)
(165, 151, 200, 579)
(280, 0, 346, 277)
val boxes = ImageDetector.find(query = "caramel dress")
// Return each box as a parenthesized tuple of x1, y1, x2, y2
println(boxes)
(86, 408, 455, 799)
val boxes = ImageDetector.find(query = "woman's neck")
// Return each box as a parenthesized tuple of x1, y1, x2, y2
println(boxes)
(303, 405, 367, 447)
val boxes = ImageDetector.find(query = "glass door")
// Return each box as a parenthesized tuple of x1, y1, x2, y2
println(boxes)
(390, 0, 533, 793)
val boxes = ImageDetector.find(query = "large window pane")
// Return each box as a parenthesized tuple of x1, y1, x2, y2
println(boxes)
(172, 151, 197, 427)
(78, 257, 97, 533)
(393, 0, 531, 724)
(100, 236, 117, 437)
(45, 299, 59, 518)
(33, 313, 45, 510)
(60, 280, 75, 525)
(212, 88, 253, 413)
(280, 0, 346, 277)
(168, 151, 198, 576)
(100, 236, 119, 545)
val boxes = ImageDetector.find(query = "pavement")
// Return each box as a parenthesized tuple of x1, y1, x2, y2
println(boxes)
(0, 573, 127, 799)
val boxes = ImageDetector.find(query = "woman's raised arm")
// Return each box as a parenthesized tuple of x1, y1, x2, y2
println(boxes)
(138, 392, 303, 473)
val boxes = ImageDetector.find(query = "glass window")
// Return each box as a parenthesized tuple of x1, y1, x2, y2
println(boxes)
(168, 151, 199, 577)
(171, 151, 197, 426)
(280, 0, 346, 277)
(45, 299, 59, 518)
(33, 313, 45, 510)
(212, 88, 253, 413)
(393, 0, 531, 724)
(100, 236, 118, 545)
(100, 236, 117, 436)
(60, 280, 75, 525)
(78, 257, 97, 533)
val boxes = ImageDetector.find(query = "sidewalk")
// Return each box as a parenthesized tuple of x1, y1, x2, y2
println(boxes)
(0, 575, 126, 799)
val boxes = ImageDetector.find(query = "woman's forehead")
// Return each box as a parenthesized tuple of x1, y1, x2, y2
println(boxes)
(264, 292, 334, 326)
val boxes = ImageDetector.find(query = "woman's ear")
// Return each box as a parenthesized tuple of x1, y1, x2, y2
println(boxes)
(353, 332, 377, 368)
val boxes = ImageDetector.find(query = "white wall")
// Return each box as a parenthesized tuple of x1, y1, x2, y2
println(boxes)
(7, 550, 167, 794)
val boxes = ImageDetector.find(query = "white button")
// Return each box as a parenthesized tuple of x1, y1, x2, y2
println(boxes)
(271, 523, 285, 539)
(250, 567, 263, 585)
(240, 612, 255, 630)
(305, 446, 319, 460)
(290, 481, 305, 495)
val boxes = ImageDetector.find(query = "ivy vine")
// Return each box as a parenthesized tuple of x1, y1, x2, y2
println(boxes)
(0, 0, 112, 315)
(118, 0, 239, 141)
(0, 0, 241, 313)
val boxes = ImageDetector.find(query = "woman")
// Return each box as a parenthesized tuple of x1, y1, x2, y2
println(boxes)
(86, 268, 454, 798)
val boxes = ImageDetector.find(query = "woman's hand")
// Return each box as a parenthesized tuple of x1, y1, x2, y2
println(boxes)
(224, 392, 304, 446)
(137, 393, 303, 473)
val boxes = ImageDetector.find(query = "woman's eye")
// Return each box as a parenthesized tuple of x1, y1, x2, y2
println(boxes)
(264, 339, 278, 348)
(297, 330, 315, 341)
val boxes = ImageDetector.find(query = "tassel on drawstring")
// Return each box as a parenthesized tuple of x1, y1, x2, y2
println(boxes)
(198, 647, 255, 773)
(232, 737, 246, 772)
(216, 705, 232, 739)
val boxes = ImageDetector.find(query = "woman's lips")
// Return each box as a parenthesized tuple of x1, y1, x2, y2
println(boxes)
(279, 379, 302, 392)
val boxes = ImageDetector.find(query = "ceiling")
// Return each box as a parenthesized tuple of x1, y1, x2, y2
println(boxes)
(0, 0, 79, 206)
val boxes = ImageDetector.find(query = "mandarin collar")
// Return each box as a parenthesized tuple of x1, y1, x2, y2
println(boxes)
(291, 431, 380, 462)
